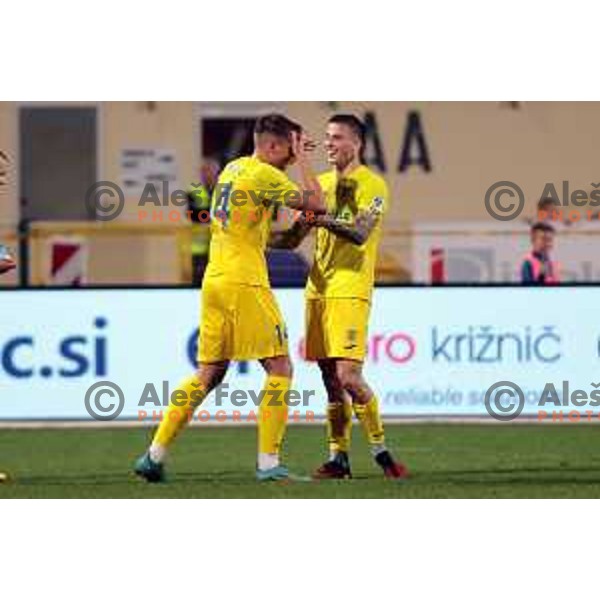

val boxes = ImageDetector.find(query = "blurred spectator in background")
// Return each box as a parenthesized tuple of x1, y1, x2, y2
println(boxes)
(520, 222, 559, 284)
(0, 244, 16, 275)
(187, 158, 220, 285)
(537, 197, 557, 223)
(531, 197, 574, 228)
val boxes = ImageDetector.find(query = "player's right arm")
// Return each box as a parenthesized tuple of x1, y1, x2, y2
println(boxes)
(268, 212, 313, 249)
(314, 178, 388, 246)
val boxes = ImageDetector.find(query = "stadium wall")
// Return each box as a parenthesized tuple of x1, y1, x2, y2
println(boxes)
(3, 101, 600, 228)
(3, 101, 600, 285)
(0, 102, 198, 285)
(286, 101, 600, 226)
(102, 101, 196, 220)
(97, 102, 196, 284)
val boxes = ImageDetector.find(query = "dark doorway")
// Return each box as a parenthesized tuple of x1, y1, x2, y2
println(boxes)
(20, 107, 97, 221)
(201, 117, 255, 168)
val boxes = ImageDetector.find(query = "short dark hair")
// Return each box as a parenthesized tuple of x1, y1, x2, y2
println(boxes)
(328, 114, 366, 148)
(537, 197, 556, 210)
(254, 113, 302, 140)
(531, 221, 556, 235)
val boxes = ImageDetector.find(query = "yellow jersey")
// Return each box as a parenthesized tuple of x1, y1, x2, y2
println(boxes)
(305, 165, 388, 301)
(204, 156, 298, 288)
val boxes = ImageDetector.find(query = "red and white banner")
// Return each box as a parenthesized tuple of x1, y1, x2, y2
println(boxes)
(49, 237, 87, 286)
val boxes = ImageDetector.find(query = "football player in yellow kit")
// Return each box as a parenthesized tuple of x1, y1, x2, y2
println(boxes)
(135, 114, 324, 482)
(270, 114, 408, 480)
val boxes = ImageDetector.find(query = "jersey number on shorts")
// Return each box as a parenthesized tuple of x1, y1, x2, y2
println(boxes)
(275, 324, 288, 346)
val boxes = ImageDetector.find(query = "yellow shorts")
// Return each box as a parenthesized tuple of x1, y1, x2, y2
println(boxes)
(305, 297, 371, 362)
(198, 281, 289, 363)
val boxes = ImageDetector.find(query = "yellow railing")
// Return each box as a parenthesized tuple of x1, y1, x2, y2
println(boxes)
(27, 221, 193, 285)
(11, 221, 597, 286)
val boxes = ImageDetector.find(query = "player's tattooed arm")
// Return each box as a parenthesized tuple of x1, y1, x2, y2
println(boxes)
(268, 214, 313, 249)
(314, 196, 385, 246)
(314, 213, 372, 245)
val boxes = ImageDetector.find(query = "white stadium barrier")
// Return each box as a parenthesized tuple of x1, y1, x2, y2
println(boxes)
(0, 286, 597, 422)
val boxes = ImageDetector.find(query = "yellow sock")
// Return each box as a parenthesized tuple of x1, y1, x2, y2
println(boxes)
(353, 395, 385, 448)
(152, 374, 207, 453)
(258, 375, 291, 457)
(327, 401, 353, 456)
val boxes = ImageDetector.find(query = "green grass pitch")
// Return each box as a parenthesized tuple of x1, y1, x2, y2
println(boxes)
(1, 424, 600, 498)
